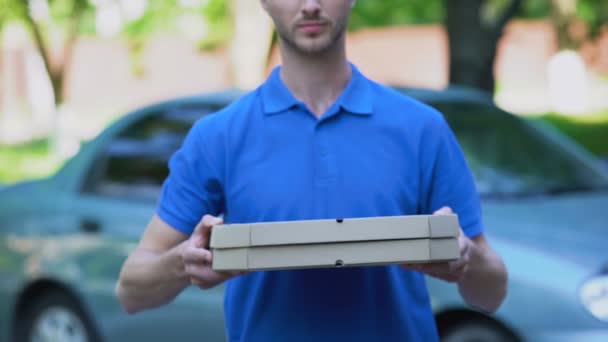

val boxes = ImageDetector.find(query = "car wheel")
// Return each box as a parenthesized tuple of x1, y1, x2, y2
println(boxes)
(441, 321, 516, 342)
(14, 290, 100, 342)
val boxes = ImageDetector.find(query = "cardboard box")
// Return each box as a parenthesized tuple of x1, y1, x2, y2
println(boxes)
(210, 215, 460, 271)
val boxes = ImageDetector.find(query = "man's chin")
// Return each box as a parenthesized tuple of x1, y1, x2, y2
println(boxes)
(279, 33, 335, 56)
(294, 40, 333, 55)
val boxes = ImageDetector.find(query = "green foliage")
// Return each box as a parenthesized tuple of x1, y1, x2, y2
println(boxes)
(119, 0, 232, 52)
(346, 0, 564, 31)
(204, 0, 232, 34)
(198, 0, 232, 51)
(347, 0, 605, 35)
(0, 0, 95, 39)
(122, 0, 180, 38)
(0, 0, 27, 30)
(518, 0, 607, 38)
(49, 0, 90, 23)
(577, 0, 608, 37)
(0, 139, 64, 184)
(349, 0, 444, 30)
(519, 0, 553, 18)
(531, 111, 608, 157)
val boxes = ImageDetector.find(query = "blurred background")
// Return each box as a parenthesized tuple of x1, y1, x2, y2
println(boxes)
(1, 1, 608, 342)
(0, 0, 607, 184)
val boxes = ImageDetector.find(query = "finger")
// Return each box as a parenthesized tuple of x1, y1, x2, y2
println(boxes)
(416, 262, 452, 274)
(204, 268, 241, 281)
(448, 256, 467, 269)
(186, 264, 221, 281)
(193, 215, 224, 248)
(421, 260, 466, 279)
(182, 246, 212, 264)
(430, 272, 460, 283)
(458, 233, 472, 256)
(190, 276, 219, 290)
(448, 259, 467, 276)
(190, 268, 242, 289)
(193, 215, 224, 235)
(185, 257, 243, 278)
(420, 265, 461, 282)
(185, 262, 213, 279)
(401, 263, 460, 282)
(202, 214, 224, 229)
(433, 206, 453, 216)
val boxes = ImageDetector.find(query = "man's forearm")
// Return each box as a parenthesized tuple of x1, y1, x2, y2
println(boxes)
(116, 244, 190, 314)
(457, 242, 508, 313)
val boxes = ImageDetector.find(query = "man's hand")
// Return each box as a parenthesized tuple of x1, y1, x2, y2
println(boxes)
(401, 206, 508, 313)
(400, 206, 472, 283)
(180, 215, 244, 289)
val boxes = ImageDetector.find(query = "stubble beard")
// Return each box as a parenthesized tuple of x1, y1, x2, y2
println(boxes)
(276, 19, 348, 57)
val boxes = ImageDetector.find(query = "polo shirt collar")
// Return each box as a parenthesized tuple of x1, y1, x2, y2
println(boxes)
(261, 63, 373, 116)
(261, 66, 299, 114)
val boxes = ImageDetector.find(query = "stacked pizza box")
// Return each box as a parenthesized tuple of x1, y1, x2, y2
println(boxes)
(210, 214, 460, 271)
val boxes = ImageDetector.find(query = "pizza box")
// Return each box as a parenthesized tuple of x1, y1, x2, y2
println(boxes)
(210, 214, 460, 271)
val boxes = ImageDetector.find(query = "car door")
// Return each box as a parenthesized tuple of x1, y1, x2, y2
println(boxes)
(73, 103, 228, 341)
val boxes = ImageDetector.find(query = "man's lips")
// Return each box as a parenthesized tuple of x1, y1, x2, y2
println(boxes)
(297, 21, 327, 34)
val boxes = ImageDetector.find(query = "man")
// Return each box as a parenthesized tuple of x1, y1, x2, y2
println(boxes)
(115, 0, 508, 341)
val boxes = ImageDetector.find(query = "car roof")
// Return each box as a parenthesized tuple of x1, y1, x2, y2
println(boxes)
(140, 88, 245, 111)
(134, 85, 495, 114)
(59, 84, 608, 192)
(392, 84, 496, 106)
(112, 85, 503, 135)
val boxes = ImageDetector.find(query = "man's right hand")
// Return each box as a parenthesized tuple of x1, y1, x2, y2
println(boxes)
(180, 214, 244, 289)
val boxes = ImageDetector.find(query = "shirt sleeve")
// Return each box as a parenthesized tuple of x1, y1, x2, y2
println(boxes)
(155, 119, 224, 235)
(420, 112, 484, 238)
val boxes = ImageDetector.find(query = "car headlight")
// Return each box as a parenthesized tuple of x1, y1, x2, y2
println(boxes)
(580, 276, 608, 322)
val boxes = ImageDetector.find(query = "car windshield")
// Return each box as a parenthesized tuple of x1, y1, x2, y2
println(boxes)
(431, 102, 608, 198)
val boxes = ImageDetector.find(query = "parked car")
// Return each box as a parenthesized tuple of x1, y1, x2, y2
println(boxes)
(1, 86, 607, 342)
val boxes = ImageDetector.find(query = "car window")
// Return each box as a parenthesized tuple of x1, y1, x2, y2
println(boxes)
(83, 103, 224, 201)
(431, 102, 608, 198)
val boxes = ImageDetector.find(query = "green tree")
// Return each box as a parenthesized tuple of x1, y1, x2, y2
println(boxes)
(349, 0, 605, 91)
(1, 0, 92, 154)
(349, 0, 523, 93)
(578, 0, 608, 38)
(349, 0, 444, 29)
(1, 0, 91, 106)
(551, 0, 608, 49)
(131, 0, 272, 89)
(0, 0, 25, 31)
(0, 0, 232, 108)
(120, 0, 234, 76)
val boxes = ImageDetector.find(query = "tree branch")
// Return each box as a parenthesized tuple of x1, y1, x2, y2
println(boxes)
(21, 1, 56, 88)
(56, 0, 87, 103)
(494, 0, 523, 35)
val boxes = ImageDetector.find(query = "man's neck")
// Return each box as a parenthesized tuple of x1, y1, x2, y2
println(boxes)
(278, 37, 352, 117)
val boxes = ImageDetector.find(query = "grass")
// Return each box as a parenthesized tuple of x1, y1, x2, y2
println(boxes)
(0, 139, 64, 185)
(528, 110, 608, 158)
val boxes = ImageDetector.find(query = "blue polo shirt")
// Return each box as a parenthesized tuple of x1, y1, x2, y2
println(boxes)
(157, 63, 484, 341)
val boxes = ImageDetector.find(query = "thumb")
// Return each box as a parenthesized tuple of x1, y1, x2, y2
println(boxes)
(192, 214, 224, 248)
(433, 206, 453, 216)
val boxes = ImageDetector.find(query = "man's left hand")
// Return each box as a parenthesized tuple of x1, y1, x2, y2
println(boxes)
(400, 206, 473, 283)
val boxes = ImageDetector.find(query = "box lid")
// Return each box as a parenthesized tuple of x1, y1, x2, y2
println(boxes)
(210, 214, 459, 248)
